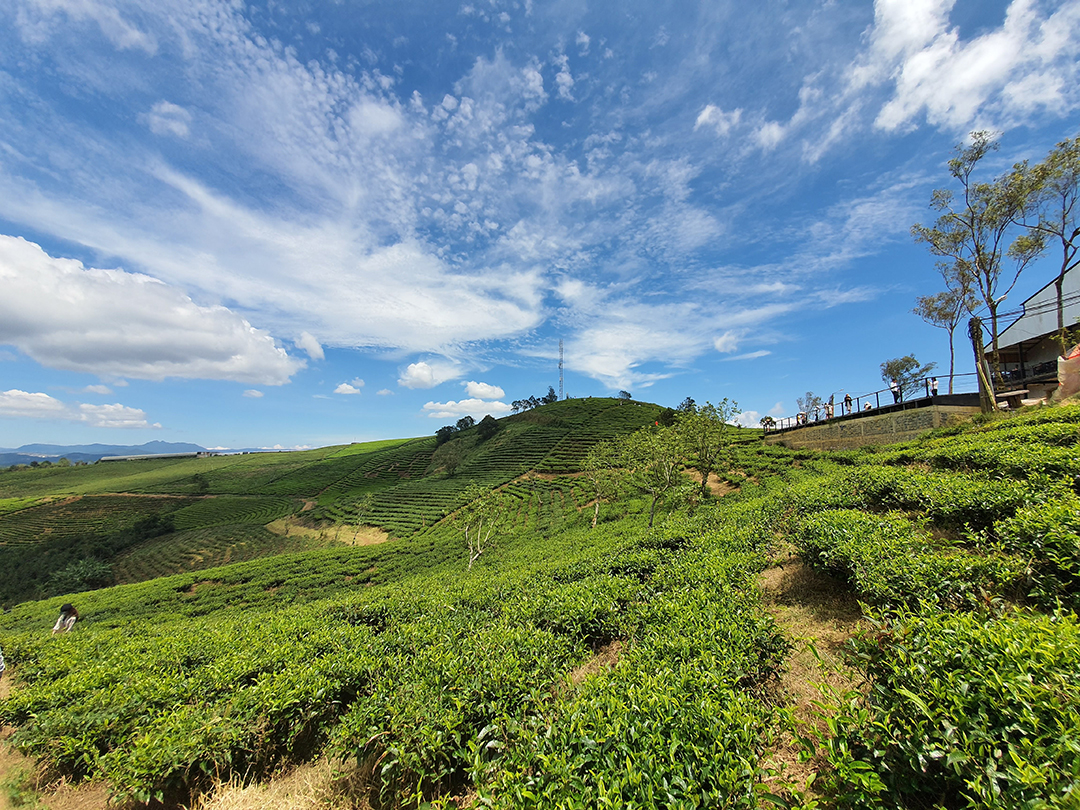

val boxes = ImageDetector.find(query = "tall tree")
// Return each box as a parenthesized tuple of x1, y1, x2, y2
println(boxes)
(913, 284, 972, 394)
(1019, 136, 1080, 339)
(676, 399, 740, 502)
(912, 132, 1045, 381)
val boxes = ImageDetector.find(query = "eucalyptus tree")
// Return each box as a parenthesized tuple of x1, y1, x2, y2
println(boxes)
(912, 132, 1045, 380)
(1019, 136, 1080, 339)
(676, 398, 740, 501)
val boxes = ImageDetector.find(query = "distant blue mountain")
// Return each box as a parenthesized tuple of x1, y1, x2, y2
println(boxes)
(0, 441, 206, 466)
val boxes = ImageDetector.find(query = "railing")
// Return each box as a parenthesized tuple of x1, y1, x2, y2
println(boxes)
(997, 360, 1058, 384)
(762, 373, 981, 433)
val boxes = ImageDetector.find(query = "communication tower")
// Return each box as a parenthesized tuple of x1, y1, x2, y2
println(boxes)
(559, 339, 564, 400)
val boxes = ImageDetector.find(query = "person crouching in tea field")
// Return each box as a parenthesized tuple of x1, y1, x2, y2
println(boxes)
(52, 603, 78, 634)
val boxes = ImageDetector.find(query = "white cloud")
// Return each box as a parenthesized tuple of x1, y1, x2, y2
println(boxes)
(854, 0, 1080, 131)
(713, 331, 741, 353)
(146, 101, 192, 138)
(720, 350, 771, 361)
(334, 378, 365, 394)
(83, 384, 112, 394)
(376, 388, 393, 395)
(0, 236, 305, 384)
(464, 380, 505, 399)
(243, 389, 264, 398)
(422, 398, 512, 419)
(0, 389, 68, 420)
(296, 331, 324, 361)
(398, 360, 461, 389)
(0, 389, 157, 428)
(554, 54, 574, 101)
(694, 105, 742, 137)
(576, 31, 590, 54)
(78, 402, 158, 429)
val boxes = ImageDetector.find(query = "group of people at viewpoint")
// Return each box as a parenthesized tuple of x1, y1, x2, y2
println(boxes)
(795, 377, 940, 425)
(0, 603, 78, 677)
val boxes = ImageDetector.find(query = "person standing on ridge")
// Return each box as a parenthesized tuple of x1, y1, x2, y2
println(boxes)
(890, 378, 901, 403)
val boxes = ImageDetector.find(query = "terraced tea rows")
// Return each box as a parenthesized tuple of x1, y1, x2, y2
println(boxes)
(112, 524, 324, 582)
(170, 496, 301, 531)
(0, 495, 194, 546)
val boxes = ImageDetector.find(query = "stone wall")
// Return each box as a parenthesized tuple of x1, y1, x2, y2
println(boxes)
(763, 403, 981, 451)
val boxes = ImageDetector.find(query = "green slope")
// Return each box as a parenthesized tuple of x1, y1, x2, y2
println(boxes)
(0, 400, 662, 605)
(0, 404, 1077, 808)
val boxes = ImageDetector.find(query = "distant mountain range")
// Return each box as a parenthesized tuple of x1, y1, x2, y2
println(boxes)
(0, 441, 207, 466)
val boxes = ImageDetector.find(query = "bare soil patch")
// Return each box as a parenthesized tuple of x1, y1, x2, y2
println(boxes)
(568, 640, 624, 687)
(266, 518, 389, 547)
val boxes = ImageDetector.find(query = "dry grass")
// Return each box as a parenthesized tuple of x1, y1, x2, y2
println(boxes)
(758, 550, 865, 801)
(194, 760, 361, 810)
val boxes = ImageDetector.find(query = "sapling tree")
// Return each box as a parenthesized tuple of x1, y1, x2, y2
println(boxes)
(796, 391, 822, 416)
(614, 425, 685, 528)
(676, 398, 740, 501)
(913, 285, 972, 394)
(582, 439, 620, 529)
(454, 483, 507, 569)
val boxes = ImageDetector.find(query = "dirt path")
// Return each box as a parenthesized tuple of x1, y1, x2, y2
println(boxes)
(757, 552, 864, 798)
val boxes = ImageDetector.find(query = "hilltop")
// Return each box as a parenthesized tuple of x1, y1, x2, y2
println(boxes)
(0, 400, 1077, 810)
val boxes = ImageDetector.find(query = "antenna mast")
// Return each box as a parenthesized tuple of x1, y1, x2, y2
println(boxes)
(559, 339, 564, 400)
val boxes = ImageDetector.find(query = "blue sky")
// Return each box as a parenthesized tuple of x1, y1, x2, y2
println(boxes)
(1, 0, 1079, 449)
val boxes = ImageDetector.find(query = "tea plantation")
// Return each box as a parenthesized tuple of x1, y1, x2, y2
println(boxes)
(0, 399, 1077, 809)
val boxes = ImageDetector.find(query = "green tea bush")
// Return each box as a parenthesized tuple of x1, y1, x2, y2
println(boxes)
(832, 608, 1080, 809)
(796, 510, 1022, 609)
(995, 491, 1080, 608)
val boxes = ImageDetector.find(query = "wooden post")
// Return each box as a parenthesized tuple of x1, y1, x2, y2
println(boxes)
(969, 317, 997, 413)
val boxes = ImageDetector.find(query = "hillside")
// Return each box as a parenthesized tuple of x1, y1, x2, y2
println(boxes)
(0, 397, 663, 606)
(0, 402, 1078, 809)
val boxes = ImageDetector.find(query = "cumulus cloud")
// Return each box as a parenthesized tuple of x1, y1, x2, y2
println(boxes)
(334, 378, 365, 394)
(464, 380, 505, 399)
(296, 331, 325, 361)
(0, 389, 158, 428)
(422, 398, 512, 419)
(146, 101, 192, 138)
(0, 236, 305, 384)
(694, 105, 742, 137)
(398, 360, 461, 389)
(713, 331, 741, 353)
(243, 389, 264, 397)
(376, 388, 393, 395)
(83, 384, 112, 394)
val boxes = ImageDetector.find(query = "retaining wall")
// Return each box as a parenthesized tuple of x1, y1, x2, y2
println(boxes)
(763, 402, 981, 451)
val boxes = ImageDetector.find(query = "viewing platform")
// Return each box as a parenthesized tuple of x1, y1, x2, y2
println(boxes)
(763, 392, 983, 451)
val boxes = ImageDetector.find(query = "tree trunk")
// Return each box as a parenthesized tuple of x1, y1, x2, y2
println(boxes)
(592, 498, 600, 529)
(947, 326, 956, 395)
(969, 317, 997, 413)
